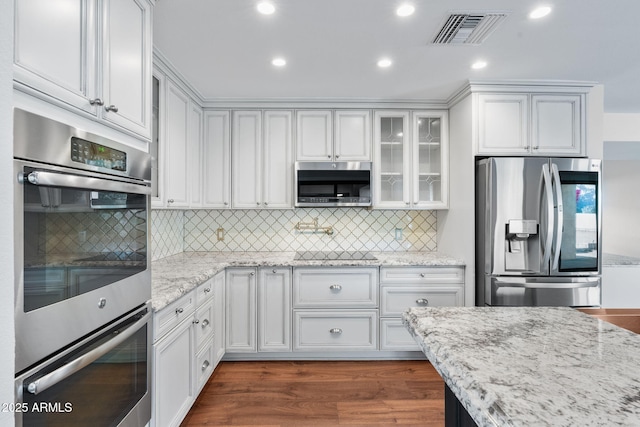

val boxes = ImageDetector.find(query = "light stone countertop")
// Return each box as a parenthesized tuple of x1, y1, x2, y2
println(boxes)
(603, 253, 640, 267)
(152, 251, 464, 311)
(403, 306, 640, 427)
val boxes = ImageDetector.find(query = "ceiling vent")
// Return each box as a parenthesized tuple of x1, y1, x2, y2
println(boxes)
(431, 12, 509, 45)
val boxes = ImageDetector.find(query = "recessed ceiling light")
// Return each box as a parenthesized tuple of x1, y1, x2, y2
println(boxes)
(257, 1, 275, 15)
(377, 58, 392, 68)
(271, 57, 286, 67)
(396, 4, 415, 17)
(529, 6, 551, 19)
(471, 60, 488, 70)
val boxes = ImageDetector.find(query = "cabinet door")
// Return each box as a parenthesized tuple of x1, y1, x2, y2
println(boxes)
(477, 94, 529, 155)
(296, 110, 333, 161)
(153, 318, 194, 427)
(412, 111, 449, 209)
(225, 268, 257, 352)
(263, 111, 293, 208)
(334, 110, 371, 160)
(14, 0, 97, 114)
(258, 267, 292, 352)
(212, 271, 226, 366)
(373, 111, 411, 208)
(531, 94, 584, 156)
(101, 0, 153, 138)
(164, 81, 190, 207)
(202, 111, 231, 208)
(188, 102, 203, 207)
(232, 111, 262, 208)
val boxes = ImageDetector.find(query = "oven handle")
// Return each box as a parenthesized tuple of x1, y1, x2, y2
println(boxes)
(26, 310, 151, 395)
(24, 170, 151, 195)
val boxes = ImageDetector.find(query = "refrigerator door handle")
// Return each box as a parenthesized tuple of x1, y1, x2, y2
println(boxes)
(540, 163, 554, 269)
(551, 163, 564, 271)
(494, 279, 600, 290)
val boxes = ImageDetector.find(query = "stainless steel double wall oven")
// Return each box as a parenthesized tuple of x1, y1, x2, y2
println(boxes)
(13, 109, 152, 427)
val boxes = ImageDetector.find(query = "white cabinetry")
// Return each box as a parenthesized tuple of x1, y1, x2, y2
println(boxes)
(292, 267, 379, 351)
(232, 110, 293, 209)
(476, 91, 585, 156)
(202, 111, 231, 208)
(152, 275, 224, 427)
(258, 267, 292, 352)
(226, 267, 293, 353)
(379, 266, 464, 351)
(374, 110, 449, 209)
(153, 293, 195, 427)
(14, 0, 153, 139)
(296, 110, 371, 161)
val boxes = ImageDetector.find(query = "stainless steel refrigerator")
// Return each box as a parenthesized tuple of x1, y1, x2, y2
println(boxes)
(476, 157, 601, 307)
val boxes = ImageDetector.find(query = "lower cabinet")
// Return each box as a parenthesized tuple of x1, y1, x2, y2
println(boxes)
(152, 272, 225, 427)
(226, 266, 292, 353)
(379, 266, 464, 351)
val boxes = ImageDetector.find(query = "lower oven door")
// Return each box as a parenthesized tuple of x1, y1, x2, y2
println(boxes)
(488, 276, 601, 307)
(14, 303, 152, 427)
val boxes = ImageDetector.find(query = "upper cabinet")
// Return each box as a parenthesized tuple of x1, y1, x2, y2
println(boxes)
(475, 88, 586, 157)
(14, 0, 153, 140)
(296, 110, 371, 161)
(373, 110, 449, 209)
(202, 111, 231, 208)
(232, 110, 293, 209)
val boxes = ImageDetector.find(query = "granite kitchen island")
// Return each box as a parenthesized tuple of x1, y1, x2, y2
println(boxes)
(403, 307, 640, 426)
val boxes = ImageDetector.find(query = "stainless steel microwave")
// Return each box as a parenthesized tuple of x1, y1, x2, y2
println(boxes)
(295, 161, 372, 207)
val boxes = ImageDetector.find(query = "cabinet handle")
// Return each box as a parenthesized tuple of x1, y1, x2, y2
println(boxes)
(104, 104, 119, 113)
(224, 202, 229, 206)
(272, 269, 277, 273)
(250, 272, 255, 276)
(204, 287, 211, 293)
(202, 360, 210, 371)
(167, 199, 175, 204)
(416, 298, 429, 305)
(264, 202, 268, 206)
(201, 319, 210, 327)
(335, 155, 340, 159)
(193, 319, 200, 324)
(89, 98, 104, 106)
(175, 307, 184, 315)
(256, 202, 261, 205)
(329, 328, 343, 335)
(532, 146, 539, 150)
(327, 155, 331, 159)
(329, 284, 342, 291)
(420, 273, 425, 278)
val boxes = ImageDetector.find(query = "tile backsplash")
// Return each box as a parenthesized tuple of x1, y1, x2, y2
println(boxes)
(152, 208, 437, 261)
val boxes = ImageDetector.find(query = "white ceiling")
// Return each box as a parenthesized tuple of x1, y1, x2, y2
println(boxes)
(154, 0, 640, 112)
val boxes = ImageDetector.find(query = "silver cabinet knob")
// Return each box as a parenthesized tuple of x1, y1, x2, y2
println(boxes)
(105, 105, 119, 113)
(264, 202, 268, 206)
(202, 360, 210, 371)
(175, 307, 184, 315)
(201, 319, 210, 327)
(193, 319, 200, 324)
(167, 199, 175, 204)
(416, 298, 429, 305)
(327, 155, 331, 159)
(420, 273, 425, 278)
(329, 284, 342, 291)
(329, 328, 343, 334)
(89, 98, 104, 106)
(335, 155, 340, 159)
(224, 202, 229, 206)
(256, 202, 261, 205)
(204, 287, 211, 293)
(272, 269, 277, 273)
(250, 272, 255, 276)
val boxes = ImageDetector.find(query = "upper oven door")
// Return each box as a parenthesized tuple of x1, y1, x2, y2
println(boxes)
(14, 160, 151, 373)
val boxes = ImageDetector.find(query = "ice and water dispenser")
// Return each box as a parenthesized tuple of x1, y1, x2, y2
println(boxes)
(505, 219, 538, 271)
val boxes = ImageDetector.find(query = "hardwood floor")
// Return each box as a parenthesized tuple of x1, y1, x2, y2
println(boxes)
(181, 360, 445, 426)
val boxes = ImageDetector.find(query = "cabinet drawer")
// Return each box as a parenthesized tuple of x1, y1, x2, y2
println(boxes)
(194, 301, 214, 350)
(195, 339, 215, 394)
(293, 267, 378, 308)
(380, 286, 463, 316)
(196, 278, 215, 307)
(380, 267, 464, 285)
(380, 318, 421, 351)
(154, 292, 196, 341)
(293, 310, 378, 351)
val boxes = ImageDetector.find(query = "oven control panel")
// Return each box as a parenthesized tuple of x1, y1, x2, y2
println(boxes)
(71, 137, 127, 171)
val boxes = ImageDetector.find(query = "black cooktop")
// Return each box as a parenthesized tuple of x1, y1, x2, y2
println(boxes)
(294, 251, 377, 261)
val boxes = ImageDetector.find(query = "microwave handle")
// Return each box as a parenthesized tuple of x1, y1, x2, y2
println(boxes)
(26, 310, 150, 395)
(22, 170, 151, 195)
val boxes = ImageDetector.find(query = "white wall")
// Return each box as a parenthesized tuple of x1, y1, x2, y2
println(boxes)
(438, 95, 475, 306)
(601, 113, 640, 258)
(0, 0, 15, 424)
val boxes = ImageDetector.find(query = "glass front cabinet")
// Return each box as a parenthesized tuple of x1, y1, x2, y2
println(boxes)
(373, 110, 449, 209)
